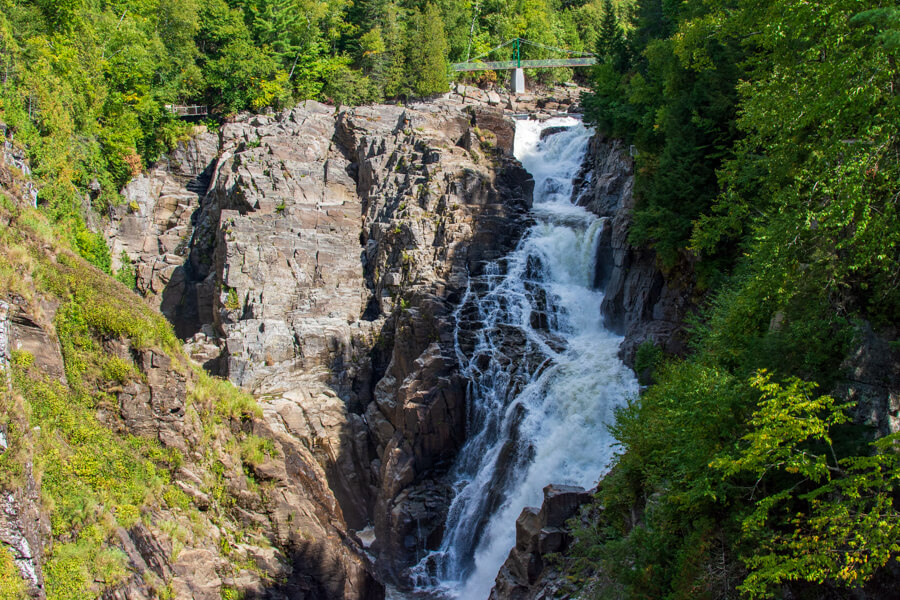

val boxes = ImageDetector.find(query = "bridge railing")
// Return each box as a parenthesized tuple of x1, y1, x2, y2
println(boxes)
(165, 105, 208, 117)
(452, 57, 596, 71)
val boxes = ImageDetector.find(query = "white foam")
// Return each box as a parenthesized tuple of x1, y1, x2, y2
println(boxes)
(411, 118, 637, 599)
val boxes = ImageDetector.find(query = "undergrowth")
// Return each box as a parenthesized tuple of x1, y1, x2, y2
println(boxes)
(0, 195, 275, 597)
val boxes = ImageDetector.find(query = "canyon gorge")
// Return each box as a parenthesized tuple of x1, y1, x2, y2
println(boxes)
(0, 89, 687, 600)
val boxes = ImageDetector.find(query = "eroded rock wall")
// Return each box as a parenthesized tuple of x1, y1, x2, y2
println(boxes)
(575, 134, 695, 366)
(2, 292, 380, 600)
(107, 99, 534, 583)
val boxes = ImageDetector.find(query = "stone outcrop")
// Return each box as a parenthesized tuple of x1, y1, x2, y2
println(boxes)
(449, 82, 585, 120)
(575, 134, 695, 366)
(106, 98, 534, 584)
(489, 485, 593, 600)
(104, 128, 219, 332)
(837, 321, 900, 437)
(0, 123, 38, 208)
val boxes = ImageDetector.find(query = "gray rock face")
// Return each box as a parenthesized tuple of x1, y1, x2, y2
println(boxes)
(107, 99, 534, 583)
(8, 303, 66, 385)
(104, 128, 219, 329)
(836, 321, 900, 437)
(575, 134, 694, 366)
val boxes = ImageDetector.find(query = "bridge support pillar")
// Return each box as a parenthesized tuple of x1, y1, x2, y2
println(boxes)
(512, 68, 525, 94)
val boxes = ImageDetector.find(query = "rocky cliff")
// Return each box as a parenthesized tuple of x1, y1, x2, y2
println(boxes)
(104, 98, 535, 587)
(0, 151, 382, 599)
(574, 134, 695, 366)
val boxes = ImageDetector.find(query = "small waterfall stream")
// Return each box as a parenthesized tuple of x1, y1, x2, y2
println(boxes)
(407, 117, 638, 599)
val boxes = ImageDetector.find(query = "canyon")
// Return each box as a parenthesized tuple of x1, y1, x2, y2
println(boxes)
(1, 88, 681, 599)
(101, 90, 684, 598)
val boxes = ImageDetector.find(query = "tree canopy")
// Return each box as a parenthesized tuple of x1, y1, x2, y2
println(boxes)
(572, 0, 900, 597)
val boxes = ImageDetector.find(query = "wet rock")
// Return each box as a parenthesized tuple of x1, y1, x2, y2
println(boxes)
(538, 126, 571, 140)
(574, 134, 694, 365)
(489, 485, 593, 600)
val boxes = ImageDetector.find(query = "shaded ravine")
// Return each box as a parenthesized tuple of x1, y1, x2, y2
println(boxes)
(405, 118, 639, 598)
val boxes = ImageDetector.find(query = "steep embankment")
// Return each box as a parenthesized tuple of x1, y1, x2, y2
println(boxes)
(0, 142, 380, 599)
(101, 99, 537, 586)
(488, 133, 900, 600)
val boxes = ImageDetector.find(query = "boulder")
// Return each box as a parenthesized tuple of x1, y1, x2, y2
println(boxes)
(489, 485, 593, 599)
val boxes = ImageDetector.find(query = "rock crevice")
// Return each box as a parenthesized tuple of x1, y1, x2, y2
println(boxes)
(107, 99, 535, 585)
(574, 134, 695, 365)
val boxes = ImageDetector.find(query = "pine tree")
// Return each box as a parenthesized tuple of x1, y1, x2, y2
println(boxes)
(248, 0, 306, 64)
(596, 0, 628, 73)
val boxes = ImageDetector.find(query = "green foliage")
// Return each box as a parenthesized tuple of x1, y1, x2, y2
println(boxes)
(73, 227, 112, 274)
(8, 357, 171, 598)
(239, 434, 278, 467)
(44, 537, 129, 600)
(583, 0, 743, 266)
(573, 2, 900, 592)
(0, 547, 26, 600)
(114, 251, 137, 289)
(321, 58, 381, 106)
(595, 0, 629, 72)
(224, 287, 241, 311)
(633, 339, 662, 384)
(191, 370, 262, 422)
(713, 373, 900, 597)
(204, 40, 291, 113)
(406, 3, 450, 96)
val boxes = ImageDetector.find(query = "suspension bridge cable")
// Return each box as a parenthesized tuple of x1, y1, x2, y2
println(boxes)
(467, 38, 518, 63)
(458, 37, 593, 67)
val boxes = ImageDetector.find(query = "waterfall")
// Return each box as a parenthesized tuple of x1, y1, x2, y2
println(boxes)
(408, 117, 638, 599)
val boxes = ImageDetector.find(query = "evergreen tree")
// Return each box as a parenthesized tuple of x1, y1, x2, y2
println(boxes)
(595, 0, 628, 72)
(362, 1, 407, 98)
(406, 2, 449, 96)
(630, 0, 673, 55)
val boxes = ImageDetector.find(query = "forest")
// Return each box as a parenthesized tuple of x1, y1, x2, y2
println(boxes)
(572, 0, 900, 598)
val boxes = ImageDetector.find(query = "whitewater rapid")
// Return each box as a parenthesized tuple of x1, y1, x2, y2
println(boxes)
(409, 117, 638, 599)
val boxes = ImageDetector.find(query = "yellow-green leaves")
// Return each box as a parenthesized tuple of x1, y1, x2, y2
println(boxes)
(713, 371, 849, 482)
(712, 372, 900, 597)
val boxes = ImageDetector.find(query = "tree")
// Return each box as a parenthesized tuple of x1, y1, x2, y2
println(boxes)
(595, 0, 628, 72)
(406, 3, 449, 96)
(203, 40, 290, 112)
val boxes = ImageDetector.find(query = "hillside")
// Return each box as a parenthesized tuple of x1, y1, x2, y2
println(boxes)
(553, 1, 900, 599)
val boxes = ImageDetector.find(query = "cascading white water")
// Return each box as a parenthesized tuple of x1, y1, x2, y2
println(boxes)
(409, 117, 638, 600)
